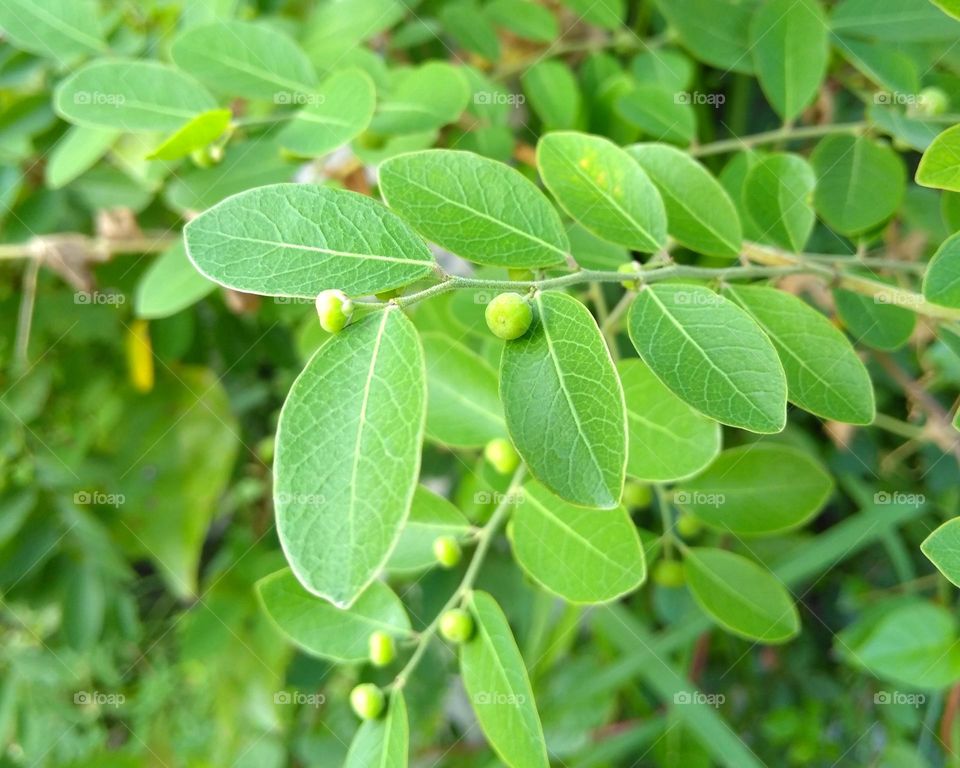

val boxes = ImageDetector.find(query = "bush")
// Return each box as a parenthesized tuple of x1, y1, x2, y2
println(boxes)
(2, 1, 960, 766)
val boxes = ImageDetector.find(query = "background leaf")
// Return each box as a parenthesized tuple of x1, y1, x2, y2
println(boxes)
(922, 519, 960, 587)
(387, 487, 472, 573)
(742, 153, 816, 252)
(345, 690, 409, 768)
(917, 125, 960, 193)
(134, 243, 216, 320)
(0, 0, 105, 61)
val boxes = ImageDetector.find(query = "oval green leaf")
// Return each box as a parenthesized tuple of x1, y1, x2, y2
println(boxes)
(184, 184, 435, 298)
(500, 291, 626, 509)
(923, 232, 960, 308)
(274, 308, 426, 607)
(922, 519, 960, 588)
(627, 283, 787, 434)
(147, 109, 232, 162)
(371, 62, 470, 135)
(617, 86, 696, 147)
(379, 149, 569, 268)
(0, 0, 106, 61)
(917, 125, 960, 193)
(742, 153, 816, 253)
(135, 243, 216, 320)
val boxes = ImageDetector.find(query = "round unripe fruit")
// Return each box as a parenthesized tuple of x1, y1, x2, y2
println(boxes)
(622, 481, 653, 510)
(316, 289, 354, 334)
(653, 559, 686, 588)
(675, 514, 702, 539)
(484, 438, 520, 475)
(484, 292, 532, 340)
(350, 684, 385, 720)
(617, 261, 640, 290)
(439, 608, 474, 644)
(916, 86, 950, 117)
(432, 535, 462, 569)
(368, 630, 396, 667)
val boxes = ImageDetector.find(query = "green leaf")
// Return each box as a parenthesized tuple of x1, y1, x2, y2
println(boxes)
(256, 569, 411, 662)
(379, 149, 569, 268)
(485, 0, 558, 42)
(833, 35, 919, 95)
(628, 143, 741, 258)
(537, 131, 667, 252)
(522, 60, 582, 131)
(345, 690, 409, 768)
(683, 548, 800, 643)
(561, 0, 624, 28)
(274, 309, 426, 607)
(922, 519, 960, 587)
(630, 49, 695, 93)
(278, 68, 376, 158)
(627, 283, 787, 434)
(146, 109, 232, 161)
(617, 86, 696, 147)
(305, 0, 405, 70)
(170, 20, 316, 101)
(371, 62, 470, 135)
(833, 287, 916, 351)
(135, 243, 216, 320)
(461, 591, 549, 768)
(837, 600, 960, 689)
(742, 153, 816, 252)
(830, 0, 960, 41)
(421, 332, 506, 448)
(45, 125, 119, 189)
(513, 480, 646, 603)
(725, 284, 875, 424)
(500, 291, 626, 508)
(933, 0, 960, 20)
(567, 223, 628, 270)
(675, 444, 833, 535)
(652, 0, 758, 73)
(869, 103, 940, 152)
(811, 134, 905, 236)
(924, 233, 960, 308)
(441, 2, 501, 60)
(0, 0, 106, 61)
(618, 358, 720, 483)
(184, 184, 435, 298)
(749, 0, 828, 121)
(917, 125, 960, 193)
(55, 60, 217, 132)
(387, 487, 472, 573)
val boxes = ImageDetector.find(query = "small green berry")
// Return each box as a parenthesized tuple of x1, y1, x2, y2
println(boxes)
(916, 86, 950, 117)
(350, 683, 385, 720)
(653, 560, 686, 588)
(617, 261, 640, 290)
(676, 514, 702, 539)
(432, 535, 462, 569)
(439, 608, 474, 644)
(484, 292, 532, 340)
(315, 289, 354, 334)
(505, 519, 515, 543)
(368, 630, 396, 667)
(484, 438, 520, 475)
(622, 481, 653, 510)
(508, 268, 535, 282)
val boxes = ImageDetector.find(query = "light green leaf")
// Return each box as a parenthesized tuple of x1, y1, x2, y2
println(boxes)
(513, 480, 645, 604)
(55, 60, 217, 132)
(461, 591, 549, 768)
(256, 569, 411, 662)
(184, 184, 435, 298)
(630, 49, 695, 93)
(618, 358, 720, 483)
(537, 131, 667, 252)
(442, 2, 501, 60)
(684, 548, 800, 643)
(725, 284, 875, 424)
(170, 20, 316, 101)
(278, 68, 376, 158)
(750, 0, 828, 121)
(274, 309, 426, 608)
(627, 283, 787, 434)
(652, 0, 759, 73)
(0, 0, 105, 61)
(617, 86, 696, 147)
(830, 0, 960, 41)
(421, 332, 506, 448)
(838, 601, 960, 689)
(522, 60, 582, 131)
(387, 487, 472, 573)
(675, 444, 834, 535)
(868, 103, 940, 152)
(922, 519, 960, 587)
(628, 143, 741, 258)
(924, 232, 960, 308)
(917, 125, 960, 193)
(833, 286, 916, 351)
(345, 690, 409, 768)
(485, 0, 558, 42)
(135, 243, 216, 320)
(567, 223, 628, 270)
(45, 125, 119, 189)
(305, 0, 405, 70)
(742, 153, 816, 252)
(811, 134, 905, 236)
(561, 0, 624, 28)
(371, 62, 470, 135)
(146, 109, 232, 161)
(379, 149, 569, 268)
(933, 0, 960, 19)
(500, 291, 626, 509)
